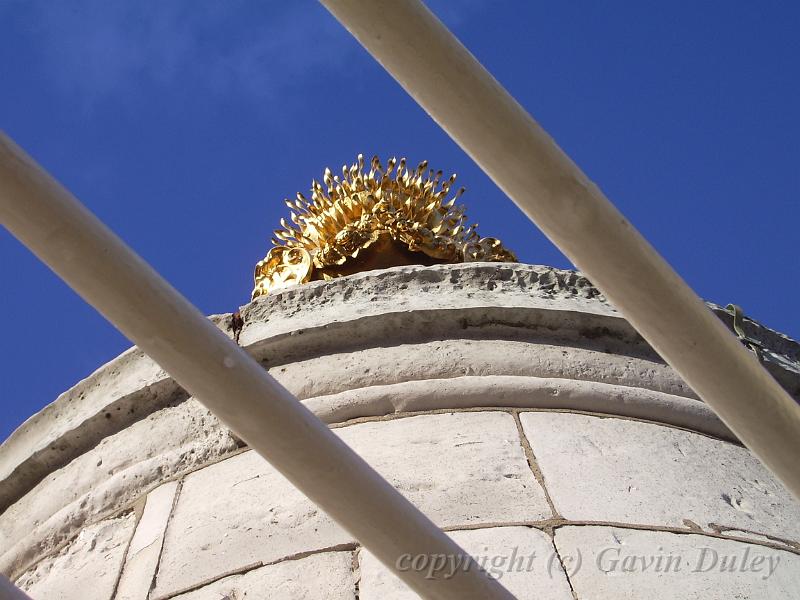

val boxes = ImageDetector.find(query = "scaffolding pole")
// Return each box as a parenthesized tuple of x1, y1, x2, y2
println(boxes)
(320, 0, 800, 499)
(0, 575, 33, 600)
(0, 132, 514, 600)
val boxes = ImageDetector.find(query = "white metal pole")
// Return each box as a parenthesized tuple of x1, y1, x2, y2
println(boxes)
(0, 576, 33, 600)
(0, 133, 514, 600)
(320, 0, 800, 499)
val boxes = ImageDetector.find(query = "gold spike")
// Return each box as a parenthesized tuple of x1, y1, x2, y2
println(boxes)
(323, 168, 334, 190)
(253, 155, 516, 297)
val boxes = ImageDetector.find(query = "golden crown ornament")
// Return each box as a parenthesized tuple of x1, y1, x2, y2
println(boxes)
(252, 155, 517, 299)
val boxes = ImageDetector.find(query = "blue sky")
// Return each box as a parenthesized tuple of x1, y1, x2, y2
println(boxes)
(1, 1, 798, 442)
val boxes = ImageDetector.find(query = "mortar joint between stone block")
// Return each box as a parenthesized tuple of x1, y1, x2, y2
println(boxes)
(147, 478, 184, 600)
(440, 518, 800, 557)
(109, 494, 149, 599)
(548, 519, 800, 556)
(324, 404, 739, 449)
(511, 410, 561, 520)
(351, 546, 362, 600)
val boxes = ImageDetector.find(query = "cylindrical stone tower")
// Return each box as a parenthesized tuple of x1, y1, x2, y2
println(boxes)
(2, 262, 799, 599)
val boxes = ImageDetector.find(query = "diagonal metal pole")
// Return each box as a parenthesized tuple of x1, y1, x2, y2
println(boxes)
(319, 0, 800, 499)
(0, 133, 514, 600)
(0, 575, 33, 600)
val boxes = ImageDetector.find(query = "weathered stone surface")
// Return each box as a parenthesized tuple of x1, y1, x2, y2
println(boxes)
(0, 399, 239, 580)
(0, 348, 174, 512)
(0, 315, 234, 514)
(14, 513, 135, 600)
(359, 526, 574, 600)
(240, 264, 798, 400)
(240, 263, 617, 347)
(555, 525, 800, 599)
(171, 552, 356, 600)
(339, 412, 549, 526)
(521, 413, 800, 542)
(3, 263, 799, 600)
(151, 449, 345, 598)
(304, 375, 732, 440)
(269, 339, 693, 401)
(5, 264, 798, 526)
(154, 412, 547, 597)
(116, 481, 180, 600)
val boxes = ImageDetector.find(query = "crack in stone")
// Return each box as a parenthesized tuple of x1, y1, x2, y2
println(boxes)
(549, 536, 580, 600)
(150, 543, 360, 600)
(512, 410, 560, 521)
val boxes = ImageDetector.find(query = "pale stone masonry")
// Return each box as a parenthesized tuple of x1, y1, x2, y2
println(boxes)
(359, 527, 573, 600)
(1, 263, 799, 599)
(116, 482, 180, 600)
(520, 413, 800, 540)
(555, 527, 800, 599)
(153, 412, 548, 598)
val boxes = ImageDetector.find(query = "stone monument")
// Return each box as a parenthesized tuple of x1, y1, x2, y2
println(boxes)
(2, 157, 798, 599)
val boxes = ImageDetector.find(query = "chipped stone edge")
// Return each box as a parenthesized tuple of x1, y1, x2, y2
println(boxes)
(0, 300, 653, 512)
(0, 314, 233, 513)
(2, 264, 798, 531)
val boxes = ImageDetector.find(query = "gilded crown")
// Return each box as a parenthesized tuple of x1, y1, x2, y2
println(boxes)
(252, 155, 516, 298)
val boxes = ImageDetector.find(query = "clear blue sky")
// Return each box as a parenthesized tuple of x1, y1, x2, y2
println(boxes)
(1, 1, 798, 442)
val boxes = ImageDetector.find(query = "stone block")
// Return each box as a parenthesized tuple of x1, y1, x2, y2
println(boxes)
(0, 399, 238, 579)
(170, 552, 356, 600)
(154, 412, 548, 597)
(116, 482, 180, 600)
(520, 412, 800, 543)
(555, 525, 800, 599)
(339, 412, 548, 527)
(15, 513, 136, 600)
(152, 448, 347, 598)
(359, 526, 574, 600)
